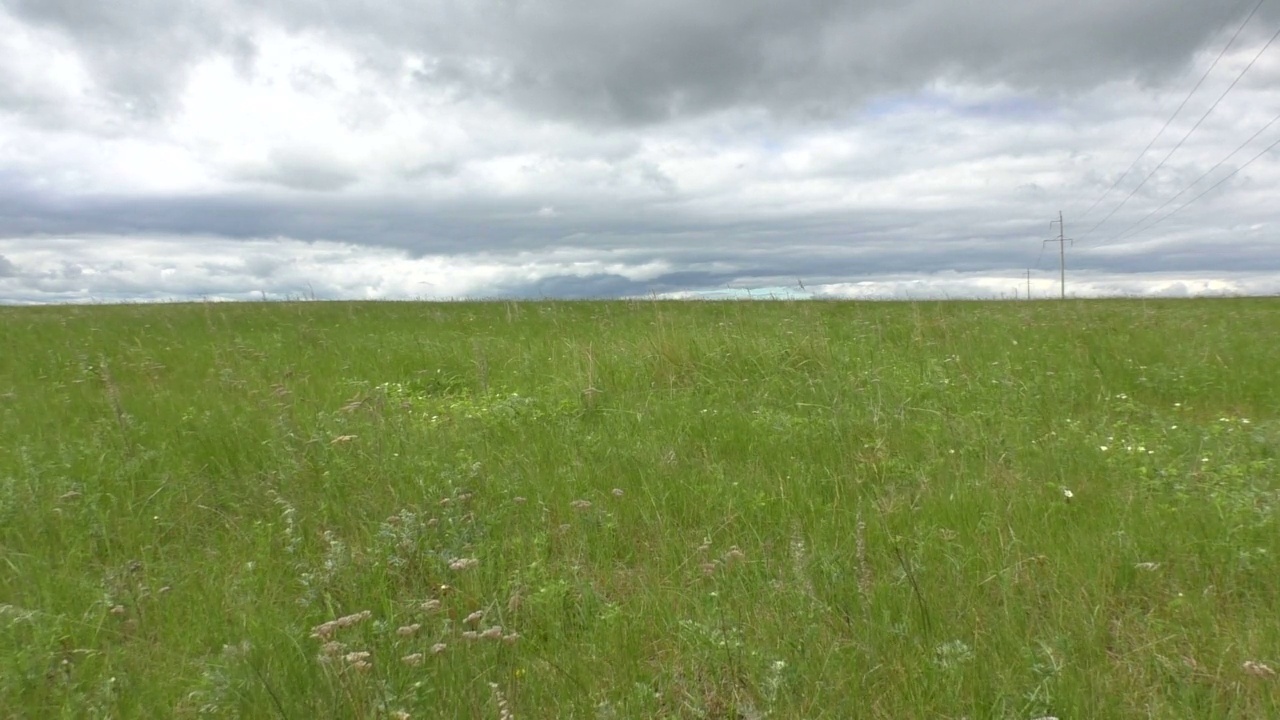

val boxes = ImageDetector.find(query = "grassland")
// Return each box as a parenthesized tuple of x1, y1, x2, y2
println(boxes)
(1, 298, 1278, 719)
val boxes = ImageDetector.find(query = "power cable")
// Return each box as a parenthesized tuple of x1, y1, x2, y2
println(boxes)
(1072, 0, 1267, 224)
(1113, 130, 1280, 241)
(1098, 108, 1280, 246)
(1081, 18, 1280, 240)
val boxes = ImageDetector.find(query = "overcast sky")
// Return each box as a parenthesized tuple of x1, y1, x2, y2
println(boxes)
(2, 0, 1279, 303)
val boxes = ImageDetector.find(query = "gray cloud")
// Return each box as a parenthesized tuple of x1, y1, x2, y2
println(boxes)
(4, 0, 245, 120)
(7, 0, 1274, 126)
(1, 1, 1278, 304)
(234, 148, 361, 191)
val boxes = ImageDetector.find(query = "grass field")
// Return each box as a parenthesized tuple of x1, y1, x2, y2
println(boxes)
(2, 298, 1278, 719)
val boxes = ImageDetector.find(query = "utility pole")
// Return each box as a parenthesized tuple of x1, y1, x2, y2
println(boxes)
(1045, 211, 1072, 300)
(1026, 269, 1031, 300)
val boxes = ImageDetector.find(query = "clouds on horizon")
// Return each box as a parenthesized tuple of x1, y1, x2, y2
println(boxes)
(2, 0, 1279, 303)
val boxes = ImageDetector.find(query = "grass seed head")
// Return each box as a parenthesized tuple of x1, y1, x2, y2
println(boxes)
(401, 653, 424, 666)
(1243, 660, 1276, 678)
(489, 682, 514, 720)
(397, 623, 421, 637)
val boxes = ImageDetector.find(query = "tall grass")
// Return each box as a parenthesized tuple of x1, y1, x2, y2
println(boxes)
(1, 298, 1278, 718)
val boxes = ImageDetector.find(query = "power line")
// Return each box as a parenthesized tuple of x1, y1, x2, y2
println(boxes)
(1112, 131, 1280, 241)
(1081, 17, 1280, 240)
(1097, 108, 1280, 246)
(1033, 240, 1047, 269)
(1072, 0, 1267, 224)
(1045, 211, 1071, 299)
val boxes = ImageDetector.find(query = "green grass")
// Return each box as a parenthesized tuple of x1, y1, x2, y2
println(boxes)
(2, 298, 1279, 719)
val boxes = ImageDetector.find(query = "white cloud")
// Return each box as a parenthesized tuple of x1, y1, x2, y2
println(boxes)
(1, 3, 1279, 303)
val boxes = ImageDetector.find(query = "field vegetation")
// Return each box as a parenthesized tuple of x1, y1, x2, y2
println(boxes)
(1, 298, 1278, 718)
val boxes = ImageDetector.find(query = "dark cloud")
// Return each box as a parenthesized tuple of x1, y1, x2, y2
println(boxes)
(7, 0, 1274, 125)
(4, 0, 250, 120)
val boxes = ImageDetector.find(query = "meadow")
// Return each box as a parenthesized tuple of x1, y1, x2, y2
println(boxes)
(1, 298, 1278, 719)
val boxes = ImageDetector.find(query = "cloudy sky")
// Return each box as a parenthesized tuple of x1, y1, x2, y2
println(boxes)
(2, 0, 1279, 303)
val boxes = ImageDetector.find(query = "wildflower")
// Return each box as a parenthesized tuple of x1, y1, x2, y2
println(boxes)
(321, 641, 345, 656)
(502, 633, 521, 645)
(481, 626, 504, 640)
(723, 546, 746, 564)
(611, 488, 624, 497)
(391, 711, 411, 720)
(700, 562, 718, 576)
(570, 499, 592, 510)
(401, 653, 424, 666)
(464, 610, 485, 625)
(462, 631, 480, 641)
(1062, 489, 1074, 501)
(109, 605, 126, 616)
(397, 624, 421, 637)
(337, 610, 372, 627)
(1099, 445, 1109, 452)
(430, 643, 448, 655)
(344, 651, 372, 671)
(421, 599, 442, 613)
(310, 610, 372, 639)
(449, 557, 479, 571)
